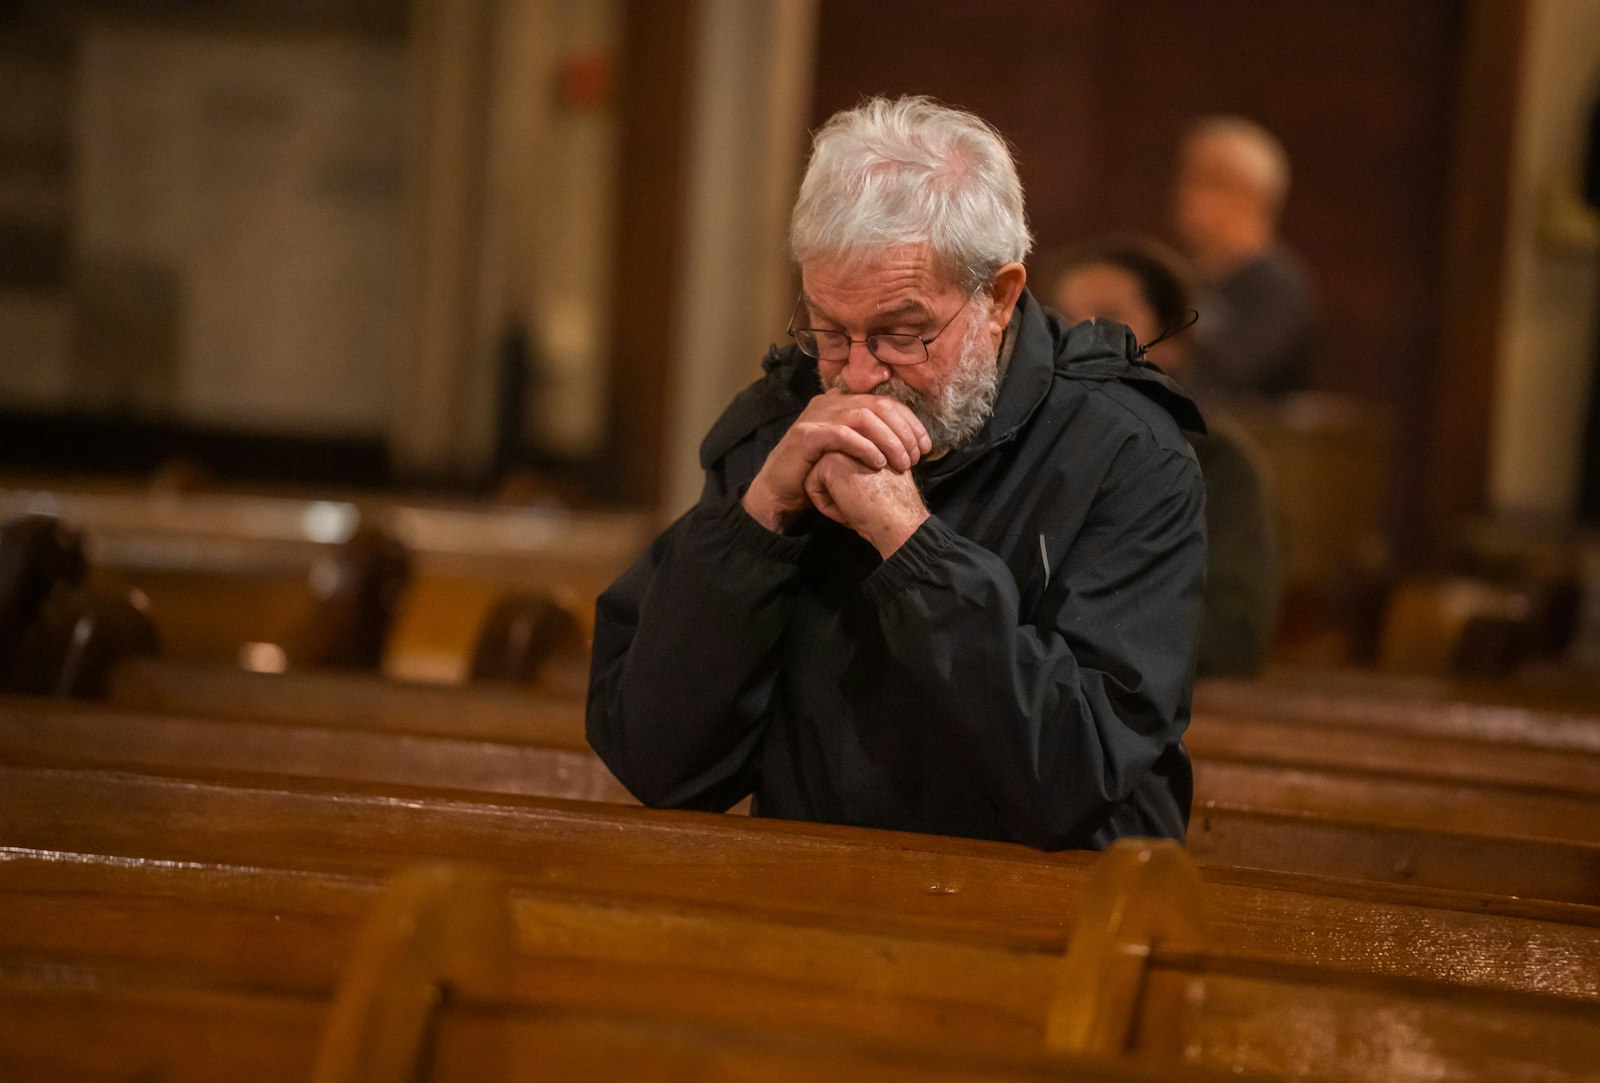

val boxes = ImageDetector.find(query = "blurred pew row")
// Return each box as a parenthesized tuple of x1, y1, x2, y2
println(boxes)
(0, 480, 644, 687)
(1227, 394, 1596, 684)
(4, 469, 1596, 694)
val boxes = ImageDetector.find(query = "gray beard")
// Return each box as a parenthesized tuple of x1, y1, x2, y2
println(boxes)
(827, 305, 1003, 454)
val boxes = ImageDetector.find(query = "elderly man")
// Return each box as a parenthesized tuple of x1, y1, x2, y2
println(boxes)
(1174, 115, 1318, 400)
(588, 97, 1205, 852)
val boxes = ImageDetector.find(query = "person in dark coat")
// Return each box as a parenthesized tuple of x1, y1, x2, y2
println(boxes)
(587, 96, 1206, 852)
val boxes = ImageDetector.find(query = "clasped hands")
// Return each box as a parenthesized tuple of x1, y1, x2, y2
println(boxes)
(742, 392, 933, 558)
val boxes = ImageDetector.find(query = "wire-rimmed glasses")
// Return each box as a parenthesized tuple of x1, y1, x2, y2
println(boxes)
(786, 293, 973, 367)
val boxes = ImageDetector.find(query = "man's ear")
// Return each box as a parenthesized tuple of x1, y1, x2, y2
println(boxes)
(986, 262, 1028, 337)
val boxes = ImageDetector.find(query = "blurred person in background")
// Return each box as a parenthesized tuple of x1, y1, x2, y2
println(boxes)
(1173, 115, 1317, 400)
(1051, 239, 1281, 676)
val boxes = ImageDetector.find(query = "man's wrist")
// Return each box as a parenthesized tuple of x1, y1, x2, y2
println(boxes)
(868, 507, 931, 559)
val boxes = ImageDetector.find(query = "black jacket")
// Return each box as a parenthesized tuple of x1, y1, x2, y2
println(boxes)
(587, 291, 1207, 851)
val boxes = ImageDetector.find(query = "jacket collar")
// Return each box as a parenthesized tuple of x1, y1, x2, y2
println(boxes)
(979, 288, 1057, 447)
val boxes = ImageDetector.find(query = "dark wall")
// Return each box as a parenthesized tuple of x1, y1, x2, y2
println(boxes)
(811, 0, 1462, 404)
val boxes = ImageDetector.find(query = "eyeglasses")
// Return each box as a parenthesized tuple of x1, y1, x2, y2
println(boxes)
(786, 293, 974, 367)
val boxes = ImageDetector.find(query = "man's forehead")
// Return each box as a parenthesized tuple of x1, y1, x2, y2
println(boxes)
(799, 249, 960, 316)
(799, 290, 933, 319)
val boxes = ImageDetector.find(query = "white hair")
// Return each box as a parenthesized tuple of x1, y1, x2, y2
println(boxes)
(790, 96, 1033, 292)
(1187, 115, 1292, 214)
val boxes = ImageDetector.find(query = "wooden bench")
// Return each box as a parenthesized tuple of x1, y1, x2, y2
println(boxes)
(4, 835, 1598, 1083)
(10, 687, 1600, 904)
(1187, 799, 1600, 905)
(101, 656, 1600, 816)
(1185, 710, 1600, 795)
(0, 979, 1263, 1083)
(0, 487, 650, 680)
(104, 657, 593, 749)
(107, 655, 1600, 792)
(0, 693, 625, 803)
(1195, 671, 1600, 753)
(2, 758, 1597, 999)
(0, 851, 1301, 1083)
(1190, 756, 1600, 843)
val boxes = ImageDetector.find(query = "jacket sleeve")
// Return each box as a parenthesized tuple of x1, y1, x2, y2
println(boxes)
(862, 443, 1206, 850)
(586, 473, 808, 811)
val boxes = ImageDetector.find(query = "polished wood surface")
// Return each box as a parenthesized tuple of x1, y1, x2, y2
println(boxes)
(105, 660, 593, 749)
(1186, 712, 1600, 795)
(1193, 757, 1600, 843)
(57, 656, 1600, 907)
(3, 761, 1598, 999)
(1190, 800, 1600, 906)
(0, 822, 1282, 1083)
(1045, 840, 1206, 1053)
(1135, 949, 1600, 1081)
(1195, 671, 1600, 752)
(311, 864, 512, 1083)
(0, 695, 628, 802)
(4, 830, 1598, 1083)
(14, 689, 1600, 906)
(104, 657, 1600, 794)
(0, 979, 1278, 1083)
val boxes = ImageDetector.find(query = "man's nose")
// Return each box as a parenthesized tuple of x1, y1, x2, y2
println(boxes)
(838, 340, 889, 393)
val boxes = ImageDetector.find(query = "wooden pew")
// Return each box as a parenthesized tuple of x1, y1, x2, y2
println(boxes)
(13, 957, 1591, 1082)
(4, 837, 1599, 1083)
(102, 656, 1600, 806)
(2, 759, 1598, 1001)
(0, 486, 652, 680)
(1184, 711, 1600, 795)
(0, 851, 1083, 1048)
(11, 685, 1600, 905)
(1188, 800, 1600, 906)
(1376, 575, 1533, 677)
(109, 654, 1600, 779)
(0, 694, 626, 802)
(104, 657, 593, 749)
(0, 978, 1252, 1083)
(0, 852, 1290, 1083)
(1195, 670, 1600, 753)
(1191, 757, 1600, 843)
(0, 849, 1187, 1059)
(88, 521, 412, 672)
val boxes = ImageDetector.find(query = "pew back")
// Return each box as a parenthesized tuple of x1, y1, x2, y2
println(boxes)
(5, 838, 1598, 1083)
(11, 691, 1600, 905)
(3, 760, 1599, 1000)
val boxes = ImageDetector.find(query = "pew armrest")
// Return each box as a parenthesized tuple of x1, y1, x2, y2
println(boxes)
(311, 863, 513, 1083)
